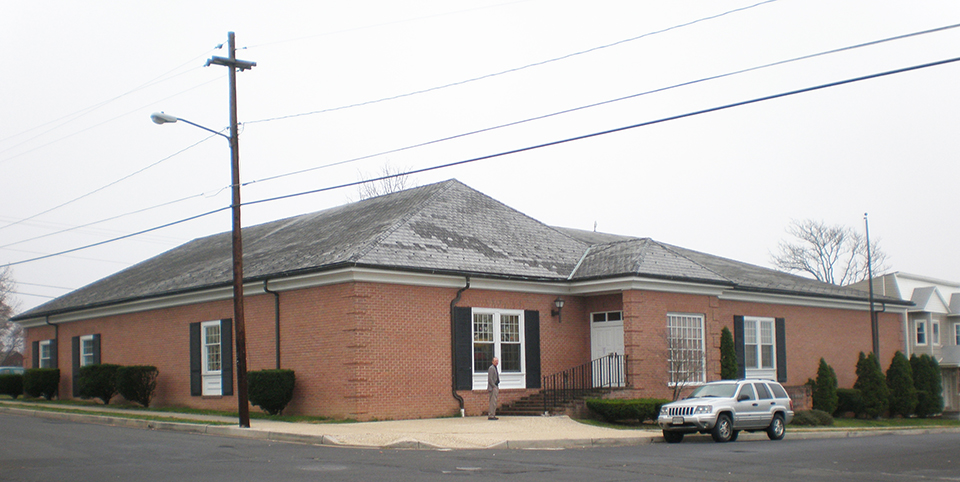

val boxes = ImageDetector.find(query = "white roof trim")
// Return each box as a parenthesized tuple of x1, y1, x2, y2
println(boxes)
(14, 267, 889, 327)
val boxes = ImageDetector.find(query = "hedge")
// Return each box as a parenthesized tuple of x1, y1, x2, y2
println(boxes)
(24, 368, 60, 400)
(116, 366, 159, 407)
(586, 398, 670, 423)
(835, 388, 863, 417)
(248, 369, 296, 415)
(77, 364, 121, 405)
(790, 409, 834, 426)
(0, 374, 23, 399)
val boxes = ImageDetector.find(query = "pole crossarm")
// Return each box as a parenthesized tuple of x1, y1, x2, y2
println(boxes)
(206, 56, 257, 71)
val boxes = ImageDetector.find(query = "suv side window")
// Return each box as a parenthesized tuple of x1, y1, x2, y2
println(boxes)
(737, 383, 757, 401)
(769, 382, 788, 399)
(754, 382, 772, 399)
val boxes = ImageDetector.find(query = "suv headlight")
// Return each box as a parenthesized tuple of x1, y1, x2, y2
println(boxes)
(660, 406, 669, 415)
(694, 405, 712, 414)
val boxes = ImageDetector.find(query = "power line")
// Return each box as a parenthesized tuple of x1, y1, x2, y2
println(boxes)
(245, 22, 960, 187)
(244, 0, 780, 126)
(7, 54, 956, 268)
(0, 126, 225, 233)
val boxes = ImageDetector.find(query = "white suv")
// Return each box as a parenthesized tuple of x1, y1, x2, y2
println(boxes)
(657, 379, 795, 443)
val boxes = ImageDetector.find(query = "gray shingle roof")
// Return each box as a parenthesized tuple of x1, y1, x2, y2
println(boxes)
(13, 179, 908, 321)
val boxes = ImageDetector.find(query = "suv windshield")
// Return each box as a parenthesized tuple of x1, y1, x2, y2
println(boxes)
(688, 382, 738, 399)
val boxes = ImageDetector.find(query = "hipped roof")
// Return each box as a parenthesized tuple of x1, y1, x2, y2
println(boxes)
(14, 179, 908, 321)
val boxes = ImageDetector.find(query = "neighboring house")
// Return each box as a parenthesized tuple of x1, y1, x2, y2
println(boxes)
(11, 180, 911, 420)
(0, 351, 23, 368)
(850, 272, 960, 416)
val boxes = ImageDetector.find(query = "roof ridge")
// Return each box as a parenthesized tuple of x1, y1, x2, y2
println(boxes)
(350, 180, 458, 262)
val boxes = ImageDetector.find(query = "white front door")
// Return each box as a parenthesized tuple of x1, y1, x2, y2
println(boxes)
(590, 311, 625, 387)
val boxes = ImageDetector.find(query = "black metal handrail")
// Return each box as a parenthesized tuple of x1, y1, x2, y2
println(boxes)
(541, 353, 627, 413)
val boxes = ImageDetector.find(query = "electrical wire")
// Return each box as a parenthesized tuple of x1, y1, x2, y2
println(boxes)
(6, 53, 958, 268)
(244, 0, 780, 126)
(244, 22, 960, 187)
(0, 128, 225, 232)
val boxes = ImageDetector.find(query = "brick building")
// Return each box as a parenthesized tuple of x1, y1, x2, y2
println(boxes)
(12, 180, 911, 420)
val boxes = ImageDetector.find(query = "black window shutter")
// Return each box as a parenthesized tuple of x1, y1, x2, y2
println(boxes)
(72, 336, 81, 397)
(524, 310, 541, 389)
(453, 307, 473, 391)
(220, 319, 233, 396)
(31, 341, 39, 368)
(775, 318, 787, 383)
(733, 316, 745, 379)
(189, 322, 201, 396)
(49, 339, 58, 369)
(92, 334, 101, 365)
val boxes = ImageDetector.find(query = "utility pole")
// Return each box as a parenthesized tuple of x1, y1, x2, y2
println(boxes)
(865, 213, 879, 357)
(207, 32, 256, 428)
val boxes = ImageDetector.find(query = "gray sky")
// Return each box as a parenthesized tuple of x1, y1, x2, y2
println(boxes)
(2, 0, 959, 313)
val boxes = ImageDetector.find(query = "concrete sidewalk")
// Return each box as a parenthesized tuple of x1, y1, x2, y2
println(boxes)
(1, 401, 956, 449)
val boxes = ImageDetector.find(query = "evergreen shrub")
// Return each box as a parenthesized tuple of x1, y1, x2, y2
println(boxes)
(790, 409, 834, 426)
(812, 358, 838, 415)
(248, 369, 296, 415)
(885, 351, 917, 417)
(719, 327, 738, 380)
(854, 352, 888, 419)
(23, 368, 60, 400)
(0, 374, 23, 399)
(835, 388, 863, 417)
(586, 398, 670, 423)
(912, 354, 944, 418)
(77, 364, 121, 405)
(116, 365, 158, 407)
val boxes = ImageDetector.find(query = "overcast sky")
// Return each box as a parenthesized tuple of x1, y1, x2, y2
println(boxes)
(2, 0, 959, 313)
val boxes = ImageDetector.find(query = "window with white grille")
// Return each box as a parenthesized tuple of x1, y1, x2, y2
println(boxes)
(667, 313, 705, 386)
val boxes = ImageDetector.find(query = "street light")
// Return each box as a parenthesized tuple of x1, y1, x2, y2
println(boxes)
(150, 31, 255, 428)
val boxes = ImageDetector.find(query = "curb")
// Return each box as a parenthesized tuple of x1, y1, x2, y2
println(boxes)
(3, 405, 958, 450)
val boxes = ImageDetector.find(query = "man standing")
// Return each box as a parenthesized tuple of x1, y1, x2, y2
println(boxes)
(487, 357, 500, 420)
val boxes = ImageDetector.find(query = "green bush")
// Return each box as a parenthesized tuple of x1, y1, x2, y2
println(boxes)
(719, 327, 737, 380)
(812, 358, 838, 415)
(885, 351, 917, 417)
(248, 369, 296, 415)
(854, 352, 888, 419)
(23, 368, 60, 400)
(835, 388, 863, 417)
(77, 364, 121, 405)
(0, 374, 23, 399)
(790, 409, 834, 426)
(911, 354, 944, 418)
(586, 398, 671, 423)
(116, 366, 158, 407)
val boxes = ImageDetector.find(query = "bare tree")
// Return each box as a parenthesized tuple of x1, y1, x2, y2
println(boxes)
(356, 163, 415, 200)
(666, 327, 705, 401)
(0, 266, 23, 364)
(771, 219, 888, 286)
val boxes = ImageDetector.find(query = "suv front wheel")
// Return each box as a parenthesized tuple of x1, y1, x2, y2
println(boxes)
(767, 413, 785, 441)
(711, 414, 734, 443)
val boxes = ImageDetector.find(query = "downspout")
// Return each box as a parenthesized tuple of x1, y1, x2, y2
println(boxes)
(263, 280, 281, 369)
(43, 316, 58, 399)
(450, 276, 470, 417)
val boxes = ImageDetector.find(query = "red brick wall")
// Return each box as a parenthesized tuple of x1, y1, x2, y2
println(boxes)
(22, 281, 905, 420)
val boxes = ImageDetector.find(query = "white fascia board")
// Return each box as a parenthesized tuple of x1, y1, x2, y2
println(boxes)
(720, 290, 911, 313)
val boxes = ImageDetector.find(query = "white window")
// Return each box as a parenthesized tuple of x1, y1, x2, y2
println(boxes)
(201, 320, 223, 395)
(471, 309, 525, 390)
(955, 322, 960, 346)
(744, 316, 776, 379)
(80, 335, 96, 367)
(916, 320, 927, 345)
(667, 313, 705, 386)
(932, 320, 941, 346)
(39, 340, 53, 368)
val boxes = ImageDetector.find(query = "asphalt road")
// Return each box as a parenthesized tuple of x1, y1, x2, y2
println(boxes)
(0, 413, 956, 481)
